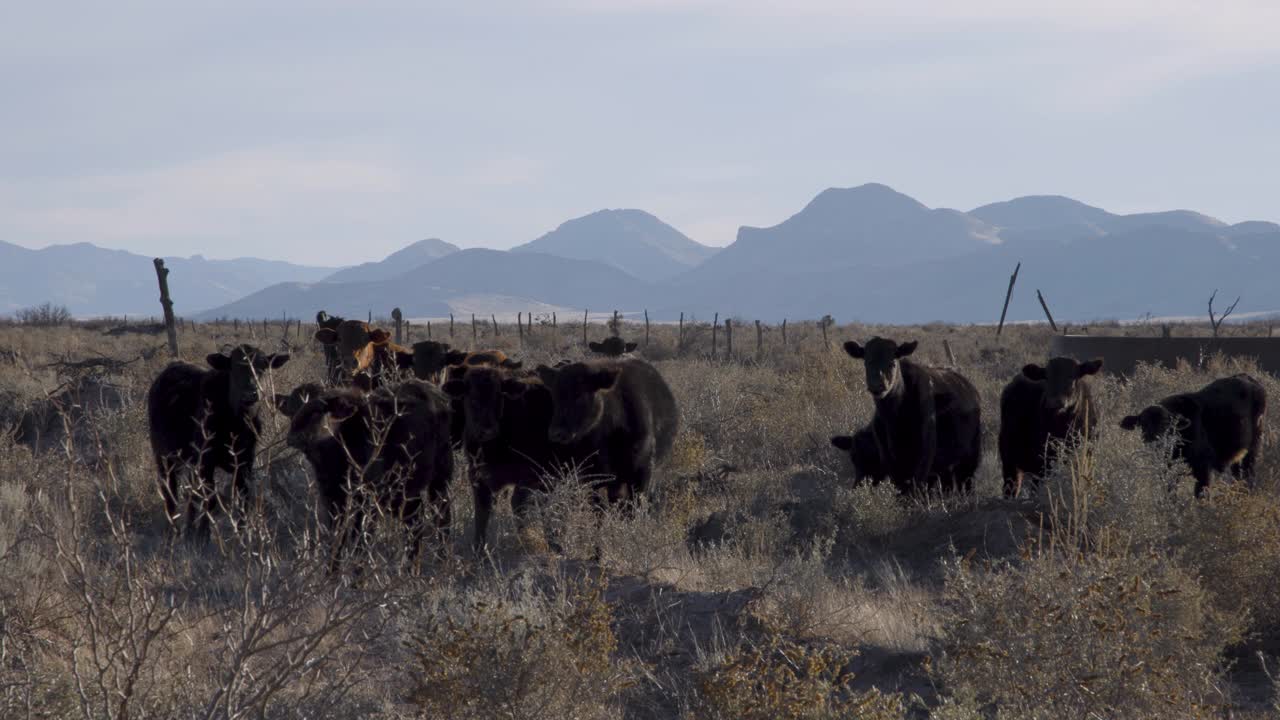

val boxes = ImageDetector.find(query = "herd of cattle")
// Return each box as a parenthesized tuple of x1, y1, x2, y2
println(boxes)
(142, 312, 1269, 560)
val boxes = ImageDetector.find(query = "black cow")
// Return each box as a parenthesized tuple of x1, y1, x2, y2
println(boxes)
(588, 337, 638, 357)
(148, 345, 289, 535)
(999, 357, 1104, 498)
(535, 359, 678, 506)
(443, 366, 583, 549)
(843, 337, 981, 494)
(316, 311, 346, 383)
(829, 426, 887, 486)
(1120, 374, 1266, 497)
(276, 379, 455, 561)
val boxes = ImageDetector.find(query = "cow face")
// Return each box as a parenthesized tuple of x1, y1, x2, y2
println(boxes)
(844, 337, 917, 399)
(207, 344, 289, 412)
(1120, 397, 1198, 443)
(442, 367, 528, 444)
(536, 362, 620, 444)
(411, 341, 454, 380)
(1022, 357, 1103, 412)
(274, 382, 326, 418)
(280, 388, 363, 451)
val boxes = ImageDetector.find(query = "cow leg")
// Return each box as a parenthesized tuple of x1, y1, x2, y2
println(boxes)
(472, 481, 495, 553)
(1191, 461, 1213, 498)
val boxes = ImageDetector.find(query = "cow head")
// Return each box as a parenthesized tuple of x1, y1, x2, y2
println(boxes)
(274, 382, 326, 418)
(588, 337, 637, 357)
(536, 362, 621, 444)
(1120, 396, 1199, 443)
(411, 341, 456, 380)
(442, 366, 529, 444)
(843, 337, 917, 399)
(1021, 357, 1103, 412)
(314, 320, 377, 375)
(830, 427, 881, 484)
(206, 344, 290, 413)
(278, 387, 364, 451)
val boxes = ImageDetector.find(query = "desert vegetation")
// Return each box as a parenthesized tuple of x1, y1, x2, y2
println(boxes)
(0, 316, 1277, 718)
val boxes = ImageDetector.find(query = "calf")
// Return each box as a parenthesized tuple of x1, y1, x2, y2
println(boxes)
(535, 359, 678, 506)
(1120, 374, 1266, 497)
(829, 426, 887, 486)
(588, 337, 638, 357)
(276, 379, 455, 561)
(443, 366, 580, 549)
(315, 311, 346, 383)
(999, 357, 1104, 498)
(843, 337, 981, 494)
(148, 345, 289, 535)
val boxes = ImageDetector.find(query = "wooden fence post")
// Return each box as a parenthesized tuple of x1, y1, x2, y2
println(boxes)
(943, 339, 957, 368)
(611, 310, 619, 336)
(678, 312, 684, 352)
(368, 310, 372, 324)
(755, 320, 763, 356)
(234, 318, 239, 332)
(644, 310, 650, 347)
(725, 319, 733, 360)
(821, 318, 829, 349)
(392, 308, 403, 344)
(781, 319, 787, 348)
(996, 261, 1021, 338)
(491, 314, 499, 337)
(517, 312, 524, 349)
(552, 312, 557, 351)
(1035, 290, 1058, 333)
(583, 309, 589, 347)
(712, 313, 719, 360)
(472, 314, 478, 346)
(152, 258, 179, 358)
(427, 320, 432, 340)
(450, 313, 455, 338)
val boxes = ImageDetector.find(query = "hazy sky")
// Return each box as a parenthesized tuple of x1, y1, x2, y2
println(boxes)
(2, 1, 1278, 265)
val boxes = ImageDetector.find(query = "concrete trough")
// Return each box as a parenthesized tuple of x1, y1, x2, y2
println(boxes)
(1049, 335, 1280, 376)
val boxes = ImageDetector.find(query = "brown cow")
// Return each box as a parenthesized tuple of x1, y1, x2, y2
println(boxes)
(1120, 374, 1266, 497)
(999, 357, 1104, 497)
(315, 320, 412, 388)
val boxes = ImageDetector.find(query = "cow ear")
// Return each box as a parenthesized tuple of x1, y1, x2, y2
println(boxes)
(1077, 358, 1103, 377)
(206, 353, 231, 371)
(501, 379, 529, 397)
(273, 393, 295, 416)
(268, 353, 290, 369)
(1119, 415, 1140, 431)
(843, 341, 865, 359)
(368, 328, 391, 344)
(501, 359, 523, 370)
(442, 379, 468, 398)
(316, 311, 328, 324)
(588, 368, 622, 392)
(625, 343, 637, 353)
(445, 350, 467, 365)
(1022, 364, 1047, 381)
(536, 364, 559, 386)
(314, 328, 338, 345)
(831, 436, 854, 451)
(895, 341, 918, 358)
(588, 342, 604, 353)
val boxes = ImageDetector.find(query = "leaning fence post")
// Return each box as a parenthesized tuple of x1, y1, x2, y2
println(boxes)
(712, 313, 719, 360)
(1035, 290, 1058, 333)
(491, 314, 499, 337)
(996, 261, 1021, 338)
(152, 258, 179, 358)
(943, 339, 957, 368)
(392, 307, 403, 344)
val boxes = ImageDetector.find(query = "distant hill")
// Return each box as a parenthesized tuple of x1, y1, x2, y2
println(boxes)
(512, 209, 718, 282)
(321, 238, 459, 283)
(666, 186, 1280, 322)
(196, 249, 653, 321)
(0, 241, 339, 317)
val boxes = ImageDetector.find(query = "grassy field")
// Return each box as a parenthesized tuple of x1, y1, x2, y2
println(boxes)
(0, 316, 1277, 719)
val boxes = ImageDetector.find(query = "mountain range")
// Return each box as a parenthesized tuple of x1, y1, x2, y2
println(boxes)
(5, 185, 1278, 323)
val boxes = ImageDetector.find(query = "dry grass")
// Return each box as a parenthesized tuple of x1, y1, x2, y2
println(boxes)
(0, 318, 1277, 718)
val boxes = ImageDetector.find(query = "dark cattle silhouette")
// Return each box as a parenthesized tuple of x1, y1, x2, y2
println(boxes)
(315, 311, 346, 383)
(443, 366, 583, 549)
(315, 320, 411, 386)
(148, 344, 289, 535)
(1120, 374, 1266, 497)
(829, 426, 886, 486)
(410, 341, 523, 383)
(588, 337, 638, 357)
(535, 359, 678, 506)
(843, 337, 981, 494)
(276, 379, 454, 562)
(999, 357, 1104, 498)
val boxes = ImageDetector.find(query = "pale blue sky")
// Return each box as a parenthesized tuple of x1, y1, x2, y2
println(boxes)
(2, 1, 1277, 265)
